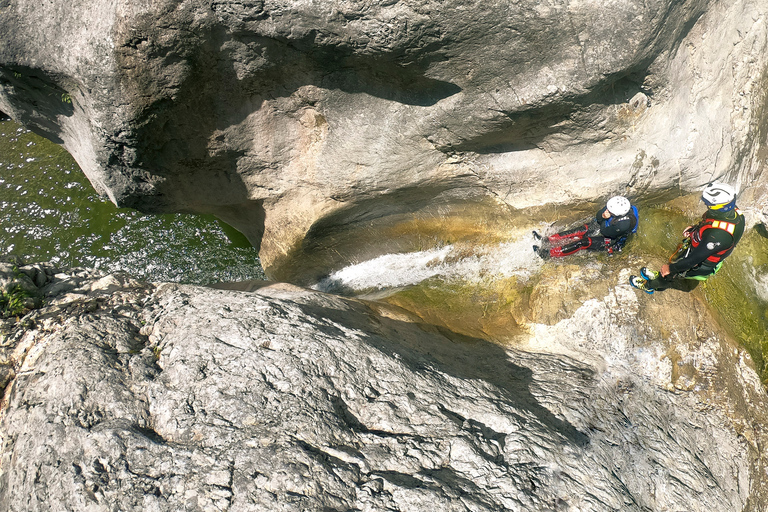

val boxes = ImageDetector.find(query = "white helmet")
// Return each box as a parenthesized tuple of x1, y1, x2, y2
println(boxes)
(606, 195, 631, 216)
(701, 183, 737, 209)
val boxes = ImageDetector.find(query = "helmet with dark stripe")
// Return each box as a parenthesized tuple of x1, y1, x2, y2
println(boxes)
(701, 183, 737, 211)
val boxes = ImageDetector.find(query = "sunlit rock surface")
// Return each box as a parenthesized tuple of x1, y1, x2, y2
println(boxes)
(3, 1, 768, 509)
(1, 0, 768, 280)
(2, 267, 767, 511)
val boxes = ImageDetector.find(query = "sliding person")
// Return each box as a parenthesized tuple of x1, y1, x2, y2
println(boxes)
(533, 196, 639, 259)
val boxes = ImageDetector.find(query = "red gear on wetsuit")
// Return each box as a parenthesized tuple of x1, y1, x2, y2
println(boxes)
(546, 206, 637, 258)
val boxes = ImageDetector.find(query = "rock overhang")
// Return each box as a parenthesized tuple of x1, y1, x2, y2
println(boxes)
(0, 0, 766, 281)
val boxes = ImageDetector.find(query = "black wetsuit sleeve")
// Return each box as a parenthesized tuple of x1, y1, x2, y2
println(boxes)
(598, 216, 632, 239)
(669, 229, 733, 274)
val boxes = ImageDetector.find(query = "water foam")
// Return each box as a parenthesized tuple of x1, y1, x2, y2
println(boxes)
(313, 235, 544, 293)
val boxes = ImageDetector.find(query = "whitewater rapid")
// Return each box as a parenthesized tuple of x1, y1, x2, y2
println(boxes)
(312, 234, 546, 294)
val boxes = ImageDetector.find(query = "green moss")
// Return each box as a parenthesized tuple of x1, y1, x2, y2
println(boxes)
(0, 285, 32, 318)
(383, 276, 531, 341)
(701, 230, 768, 381)
(625, 195, 703, 264)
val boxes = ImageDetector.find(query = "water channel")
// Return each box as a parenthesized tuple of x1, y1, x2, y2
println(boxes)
(3, 116, 768, 381)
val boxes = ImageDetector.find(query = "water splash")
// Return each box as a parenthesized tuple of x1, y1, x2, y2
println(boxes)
(313, 236, 545, 293)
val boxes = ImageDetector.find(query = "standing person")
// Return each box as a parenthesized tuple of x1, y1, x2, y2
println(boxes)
(533, 196, 638, 259)
(629, 183, 745, 294)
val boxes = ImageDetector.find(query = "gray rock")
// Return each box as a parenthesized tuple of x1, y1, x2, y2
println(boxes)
(2, 0, 767, 281)
(0, 364, 13, 393)
(1, 275, 766, 511)
(17, 264, 52, 289)
(0, 261, 61, 314)
(0, 264, 41, 314)
(0, 274, 36, 297)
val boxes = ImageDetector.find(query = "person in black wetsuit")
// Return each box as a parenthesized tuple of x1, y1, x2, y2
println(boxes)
(629, 183, 745, 294)
(533, 196, 638, 259)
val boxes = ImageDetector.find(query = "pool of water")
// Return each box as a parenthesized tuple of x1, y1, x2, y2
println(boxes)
(0, 120, 265, 285)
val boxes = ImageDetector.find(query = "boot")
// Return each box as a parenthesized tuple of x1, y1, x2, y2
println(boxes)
(640, 267, 660, 280)
(629, 275, 654, 294)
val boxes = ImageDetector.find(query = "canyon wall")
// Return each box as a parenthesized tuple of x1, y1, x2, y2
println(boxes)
(3, 3, 768, 509)
(1, 0, 767, 281)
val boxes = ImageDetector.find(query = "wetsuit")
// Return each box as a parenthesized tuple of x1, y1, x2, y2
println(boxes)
(645, 207, 745, 290)
(546, 206, 638, 258)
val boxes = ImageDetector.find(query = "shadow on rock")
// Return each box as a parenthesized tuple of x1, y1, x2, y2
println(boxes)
(295, 300, 592, 448)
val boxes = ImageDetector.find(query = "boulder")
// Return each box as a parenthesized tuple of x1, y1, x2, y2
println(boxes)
(1, 269, 767, 511)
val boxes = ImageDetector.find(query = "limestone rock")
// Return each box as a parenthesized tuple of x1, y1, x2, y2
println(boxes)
(1, 271, 767, 511)
(0, 259, 56, 316)
(2, 0, 768, 281)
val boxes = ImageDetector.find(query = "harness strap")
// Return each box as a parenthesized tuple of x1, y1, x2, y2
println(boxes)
(710, 220, 735, 234)
(695, 218, 737, 264)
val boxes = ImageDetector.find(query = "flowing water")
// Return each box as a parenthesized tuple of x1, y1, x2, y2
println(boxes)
(313, 199, 768, 379)
(0, 120, 265, 284)
(314, 237, 545, 294)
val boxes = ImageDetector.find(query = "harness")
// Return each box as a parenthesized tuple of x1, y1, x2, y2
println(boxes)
(669, 209, 744, 278)
(607, 205, 639, 253)
(690, 213, 740, 265)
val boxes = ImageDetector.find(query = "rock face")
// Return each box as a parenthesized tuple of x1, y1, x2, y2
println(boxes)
(1, 0, 768, 280)
(2, 268, 768, 511)
(3, 3, 768, 509)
